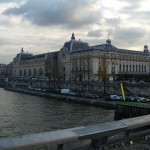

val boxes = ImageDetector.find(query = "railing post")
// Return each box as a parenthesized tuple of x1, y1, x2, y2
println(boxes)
(57, 144, 64, 150)
(91, 136, 108, 150)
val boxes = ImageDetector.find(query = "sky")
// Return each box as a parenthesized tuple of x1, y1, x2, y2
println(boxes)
(0, 0, 150, 64)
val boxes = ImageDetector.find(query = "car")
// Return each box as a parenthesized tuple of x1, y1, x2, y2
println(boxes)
(137, 97, 147, 103)
(139, 80, 145, 84)
(31, 77, 37, 81)
(111, 95, 121, 100)
(130, 95, 140, 102)
(37, 77, 49, 81)
(83, 92, 96, 99)
(91, 93, 100, 98)
(105, 95, 121, 101)
(68, 91, 77, 96)
(86, 93, 96, 99)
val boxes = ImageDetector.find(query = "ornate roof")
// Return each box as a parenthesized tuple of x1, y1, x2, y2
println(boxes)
(63, 33, 89, 52)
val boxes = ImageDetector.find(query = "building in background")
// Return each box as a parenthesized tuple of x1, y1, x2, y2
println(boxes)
(0, 63, 13, 77)
(10, 33, 150, 83)
(12, 47, 59, 78)
(59, 34, 150, 82)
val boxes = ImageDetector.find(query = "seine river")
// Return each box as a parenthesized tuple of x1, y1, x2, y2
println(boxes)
(0, 88, 114, 137)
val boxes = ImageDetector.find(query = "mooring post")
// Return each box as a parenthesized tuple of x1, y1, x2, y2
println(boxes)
(91, 136, 108, 150)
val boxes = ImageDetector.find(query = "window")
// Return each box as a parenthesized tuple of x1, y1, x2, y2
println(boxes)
(33, 69, 37, 76)
(133, 65, 135, 72)
(123, 64, 125, 71)
(145, 65, 146, 72)
(119, 64, 121, 71)
(28, 69, 31, 76)
(130, 65, 131, 72)
(126, 65, 128, 71)
(38, 68, 43, 76)
(24, 69, 26, 76)
(20, 69, 22, 76)
(136, 65, 138, 72)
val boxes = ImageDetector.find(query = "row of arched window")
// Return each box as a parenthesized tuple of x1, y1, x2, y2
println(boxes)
(18, 68, 44, 76)
(119, 64, 147, 72)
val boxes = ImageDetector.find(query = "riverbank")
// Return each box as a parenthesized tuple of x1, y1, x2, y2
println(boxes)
(4, 87, 116, 109)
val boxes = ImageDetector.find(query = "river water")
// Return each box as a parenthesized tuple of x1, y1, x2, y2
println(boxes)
(0, 88, 114, 137)
(0, 88, 149, 149)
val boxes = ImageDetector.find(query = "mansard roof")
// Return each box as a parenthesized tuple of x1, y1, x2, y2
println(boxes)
(63, 33, 89, 52)
(13, 48, 33, 62)
(25, 53, 47, 60)
(71, 43, 150, 56)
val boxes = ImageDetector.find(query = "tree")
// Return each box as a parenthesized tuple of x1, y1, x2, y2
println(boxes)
(45, 52, 58, 90)
(72, 57, 78, 91)
(86, 54, 93, 92)
(98, 54, 109, 95)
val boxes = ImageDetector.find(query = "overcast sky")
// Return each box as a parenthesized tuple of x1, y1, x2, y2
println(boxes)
(0, 0, 150, 64)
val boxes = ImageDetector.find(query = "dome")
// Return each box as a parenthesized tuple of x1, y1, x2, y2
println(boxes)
(106, 39, 111, 45)
(144, 44, 149, 53)
(144, 44, 148, 48)
(63, 33, 89, 52)
(13, 48, 33, 62)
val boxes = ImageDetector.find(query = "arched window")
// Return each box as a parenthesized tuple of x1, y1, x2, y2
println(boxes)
(33, 69, 37, 76)
(145, 65, 146, 72)
(38, 68, 43, 76)
(119, 64, 121, 71)
(28, 69, 32, 76)
(20, 69, 22, 76)
(133, 65, 135, 72)
(142, 65, 143, 72)
(24, 69, 26, 76)
(126, 65, 128, 71)
(130, 65, 131, 72)
(136, 65, 138, 72)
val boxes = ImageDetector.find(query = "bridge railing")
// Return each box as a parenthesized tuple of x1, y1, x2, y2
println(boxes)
(0, 114, 150, 150)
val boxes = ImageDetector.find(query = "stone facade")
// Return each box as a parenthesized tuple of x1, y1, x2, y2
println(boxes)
(12, 48, 58, 78)
(10, 34, 150, 83)
(0, 63, 12, 77)
(60, 34, 150, 82)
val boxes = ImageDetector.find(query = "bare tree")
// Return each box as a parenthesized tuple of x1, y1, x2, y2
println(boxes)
(45, 52, 58, 90)
(72, 57, 78, 91)
(86, 54, 93, 92)
(98, 54, 109, 94)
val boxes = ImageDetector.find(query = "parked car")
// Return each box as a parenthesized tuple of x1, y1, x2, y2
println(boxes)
(36, 77, 48, 81)
(68, 91, 77, 96)
(86, 93, 96, 99)
(61, 89, 70, 94)
(130, 95, 140, 102)
(105, 95, 121, 101)
(137, 97, 146, 103)
(91, 93, 100, 98)
(139, 80, 145, 84)
(83, 92, 96, 99)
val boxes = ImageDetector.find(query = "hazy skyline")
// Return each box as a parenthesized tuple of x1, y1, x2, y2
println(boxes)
(0, 0, 150, 64)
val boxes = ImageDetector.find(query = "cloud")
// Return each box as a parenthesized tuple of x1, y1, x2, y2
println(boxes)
(112, 27, 147, 49)
(87, 29, 103, 37)
(0, 0, 20, 3)
(1, 0, 150, 64)
(0, 0, 25, 4)
(3, 0, 101, 28)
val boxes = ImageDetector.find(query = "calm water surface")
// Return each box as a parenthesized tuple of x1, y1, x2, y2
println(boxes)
(0, 88, 114, 137)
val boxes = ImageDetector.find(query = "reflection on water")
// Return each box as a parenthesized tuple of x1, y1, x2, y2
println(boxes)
(0, 88, 114, 137)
